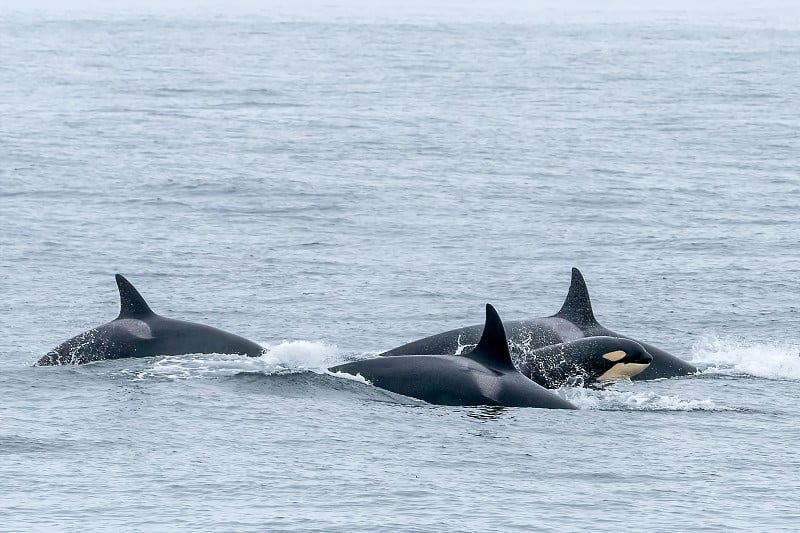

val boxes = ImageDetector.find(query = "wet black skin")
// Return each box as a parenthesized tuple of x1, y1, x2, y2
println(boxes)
(517, 337, 653, 388)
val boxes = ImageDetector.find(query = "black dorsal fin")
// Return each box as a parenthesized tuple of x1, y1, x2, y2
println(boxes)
(464, 304, 515, 371)
(115, 274, 155, 319)
(554, 267, 598, 325)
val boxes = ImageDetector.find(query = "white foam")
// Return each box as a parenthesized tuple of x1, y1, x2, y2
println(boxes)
(559, 385, 722, 411)
(691, 335, 800, 380)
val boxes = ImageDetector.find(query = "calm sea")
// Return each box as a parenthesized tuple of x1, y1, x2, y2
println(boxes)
(1, 2, 799, 531)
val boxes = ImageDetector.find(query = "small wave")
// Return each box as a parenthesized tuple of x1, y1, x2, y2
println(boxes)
(691, 335, 800, 380)
(558, 384, 725, 411)
(129, 353, 274, 381)
(232, 370, 422, 404)
(125, 340, 341, 381)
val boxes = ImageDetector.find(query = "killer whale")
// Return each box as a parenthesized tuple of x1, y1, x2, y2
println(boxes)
(380, 268, 696, 380)
(36, 274, 264, 365)
(518, 337, 652, 389)
(330, 305, 576, 409)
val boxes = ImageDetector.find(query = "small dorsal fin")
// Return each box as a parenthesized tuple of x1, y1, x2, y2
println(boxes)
(115, 274, 155, 319)
(554, 267, 598, 325)
(464, 304, 515, 371)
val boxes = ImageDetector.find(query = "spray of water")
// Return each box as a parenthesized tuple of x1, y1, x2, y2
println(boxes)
(691, 335, 800, 380)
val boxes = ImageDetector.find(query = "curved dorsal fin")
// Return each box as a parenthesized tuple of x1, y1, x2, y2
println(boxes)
(554, 267, 597, 326)
(115, 274, 155, 319)
(464, 304, 515, 371)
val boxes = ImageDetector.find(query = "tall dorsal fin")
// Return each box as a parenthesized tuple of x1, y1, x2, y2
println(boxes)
(115, 274, 155, 319)
(464, 304, 515, 371)
(554, 267, 598, 326)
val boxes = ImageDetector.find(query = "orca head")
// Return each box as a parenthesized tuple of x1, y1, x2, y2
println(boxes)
(595, 339, 653, 382)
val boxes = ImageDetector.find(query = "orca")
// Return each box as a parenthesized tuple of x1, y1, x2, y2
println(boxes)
(36, 274, 264, 365)
(518, 337, 653, 389)
(380, 268, 696, 380)
(329, 305, 576, 409)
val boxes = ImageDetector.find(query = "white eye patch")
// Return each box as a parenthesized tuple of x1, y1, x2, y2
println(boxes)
(602, 350, 627, 362)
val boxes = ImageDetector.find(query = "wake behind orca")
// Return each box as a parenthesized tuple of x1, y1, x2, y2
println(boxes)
(380, 268, 696, 380)
(37, 275, 264, 365)
(330, 305, 576, 409)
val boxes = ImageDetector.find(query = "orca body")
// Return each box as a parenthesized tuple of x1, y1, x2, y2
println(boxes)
(518, 337, 652, 388)
(380, 268, 696, 380)
(37, 275, 264, 365)
(330, 305, 576, 409)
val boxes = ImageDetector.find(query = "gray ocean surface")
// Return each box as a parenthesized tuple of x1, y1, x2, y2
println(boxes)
(2, 1, 799, 531)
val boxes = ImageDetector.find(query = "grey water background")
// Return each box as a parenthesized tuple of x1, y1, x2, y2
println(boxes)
(2, 0, 800, 530)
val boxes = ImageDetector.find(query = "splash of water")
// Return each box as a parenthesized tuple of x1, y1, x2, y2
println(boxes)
(259, 340, 342, 370)
(691, 335, 800, 380)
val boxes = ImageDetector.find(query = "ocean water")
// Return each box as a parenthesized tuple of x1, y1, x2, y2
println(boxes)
(2, 1, 800, 530)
